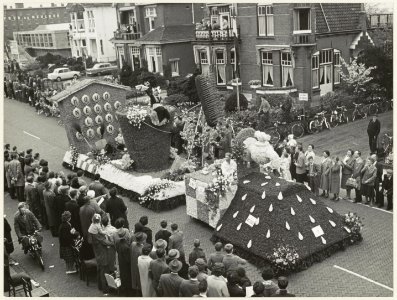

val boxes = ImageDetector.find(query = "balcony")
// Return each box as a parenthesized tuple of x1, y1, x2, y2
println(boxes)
(195, 29, 236, 42)
(113, 31, 141, 41)
(292, 33, 315, 46)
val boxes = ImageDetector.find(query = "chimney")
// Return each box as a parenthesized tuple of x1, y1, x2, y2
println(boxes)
(15, 3, 24, 8)
(359, 4, 368, 33)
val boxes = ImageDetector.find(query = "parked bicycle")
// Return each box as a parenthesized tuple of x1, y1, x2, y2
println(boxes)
(291, 114, 311, 138)
(381, 133, 393, 157)
(268, 121, 291, 145)
(351, 102, 368, 121)
(309, 111, 330, 133)
(329, 105, 349, 127)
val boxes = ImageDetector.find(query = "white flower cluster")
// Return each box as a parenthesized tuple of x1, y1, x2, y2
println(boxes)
(126, 106, 148, 129)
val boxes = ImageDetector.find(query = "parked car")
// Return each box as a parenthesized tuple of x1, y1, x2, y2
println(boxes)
(47, 68, 80, 81)
(86, 63, 118, 76)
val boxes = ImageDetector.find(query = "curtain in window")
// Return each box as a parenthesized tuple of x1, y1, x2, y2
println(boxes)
(201, 65, 209, 75)
(320, 66, 325, 84)
(312, 69, 319, 87)
(266, 15, 274, 35)
(217, 64, 226, 84)
(283, 66, 293, 87)
(325, 66, 331, 84)
(263, 65, 273, 85)
(258, 16, 266, 35)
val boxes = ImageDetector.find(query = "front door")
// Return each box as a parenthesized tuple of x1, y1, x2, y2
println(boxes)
(320, 64, 332, 95)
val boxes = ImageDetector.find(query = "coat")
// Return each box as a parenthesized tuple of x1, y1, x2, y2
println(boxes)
(207, 275, 229, 297)
(361, 164, 377, 186)
(158, 273, 183, 297)
(189, 247, 207, 267)
(43, 189, 58, 227)
(130, 242, 144, 290)
(179, 279, 200, 297)
(106, 196, 128, 228)
(341, 156, 355, 189)
(7, 159, 25, 186)
(90, 231, 113, 266)
(320, 157, 332, 190)
(295, 152, 306, 175)
(138, 255, 156, 297)
(150, 258, 170, 293)
(352, 157, 365, 190)
(55, 194, 69, 224)
(134, 222, 153, 246)
(367, 119, 381, 136)
(79, 202, 102, 241)
(329, 161, 341, 194)
(64, 200, 81, 233)
(88, 181, 107, 198)
(168, 231, 185, 257)
(58, 221, 75, 247)
(14, 210, 42, 239)
(228, 283, 246, 297)
(115, 231, 132, 293)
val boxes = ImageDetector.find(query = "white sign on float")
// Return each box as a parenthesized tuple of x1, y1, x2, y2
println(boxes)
(299, 93, 309, 101)
(312, 225, 325, 238)
(245, 214, 257, 227)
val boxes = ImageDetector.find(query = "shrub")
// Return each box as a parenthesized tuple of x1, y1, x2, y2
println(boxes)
(139, 71, 167, 89)
(163, 94, 189, 106)
(224, 92, 248, 112)
(234, 127, 255, 145)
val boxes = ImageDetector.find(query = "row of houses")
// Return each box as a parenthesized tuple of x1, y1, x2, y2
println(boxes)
(10, 3, 392, 104)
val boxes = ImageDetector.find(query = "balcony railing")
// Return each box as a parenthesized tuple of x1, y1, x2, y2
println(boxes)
(195, 29, 235, 41)
(292, 33, 315, 45)
(113, 31, 141, 41)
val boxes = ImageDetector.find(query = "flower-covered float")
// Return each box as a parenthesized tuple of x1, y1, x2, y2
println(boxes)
(212, 172, 363, 275)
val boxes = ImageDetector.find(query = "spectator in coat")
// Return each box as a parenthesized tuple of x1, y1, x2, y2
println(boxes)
(79, 195, 103, 242)
(307, 156, 320, 196)
(43, 181, 58, 237)
(106, 187, 128, 228)
(195, 279, 208, 297)
(150, 248, 170, 295)
(114, 218, 132, 296)
(130, 232, 147, 295)
(88, 174, 107, 197)
(101, 216, 117, 273)
(206, 262, 229, 297)
(179, 265, 200, 296)
(4, 216, 14, 256)
(24, 158, 33, 178)
(382, 169, 393, 210)
(138, 244, 156, 297)
(64, 190, 81, 233)
(271, 277, 295, 297)
(158, 259, 184, 297)
(237, 267, 252, 289)
(319, 150, 332, 198)
(134, 216, 153, 246)
(208, 242, 224, 271)
(361, 156, 377, 205)
(252, 281, 265, 297)
(189, 239, 207, 266)
(168, 223, 186, 263)
(155, 220, 171, 251)
(195, 258, 209, 282)
(294, 145, 306, 183)
(58, 211, 78, 274)
(341, 149, 355, 200)
(55, 185, 70, 224)
(76, 170, 87, 187)
(24, 176, 41, 220)
(35, 175, 48, 229)
(227, 271, 246, 297)
(261, 265, 279, 296)
(149, 239, 167, 260)
(367, 114, 381, 153)
(352, 151, 365, 203)
(222, 243, 246, 274)
(8, 153, 25, 202)
(329, 157, 342, 201)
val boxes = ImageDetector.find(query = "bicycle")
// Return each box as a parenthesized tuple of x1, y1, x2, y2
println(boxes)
(381, 133, 393, 157)
(351, 102, 368, 121)
(291, 114, 311, 138)
(329, 105, 349, 127)
(267, 121, 291, 145)
(309, 111, 330, 133)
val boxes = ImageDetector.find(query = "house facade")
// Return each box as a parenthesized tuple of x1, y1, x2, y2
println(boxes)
(193, 3, 371, 105)
(111, 3, 205, 77)
(13, 23, 72, 57)
(67, 3, 118, 63)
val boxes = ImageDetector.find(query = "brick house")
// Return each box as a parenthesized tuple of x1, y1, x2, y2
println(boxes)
(111, 3, 206, 77)
(193, 3, 372, 105)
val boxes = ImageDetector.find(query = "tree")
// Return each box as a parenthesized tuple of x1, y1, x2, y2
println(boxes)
(339, 57, 376, 97)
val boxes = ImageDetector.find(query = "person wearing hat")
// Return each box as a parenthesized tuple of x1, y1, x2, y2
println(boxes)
(381, 168, 393, 210)
(58, 211, 79, 274)
(14, 202, 43, 254)
(43, 180, 58, 237)
(150, 239, 167, 260)
(361, 156, 377, 205)
(149, 248, 170, 295)
(208, 242, 225, 271)
(106, 187, 128, 229)
(131, 231, 147, 295)
(222, 243, 246, 274)
(157, 259, 183, 297)
(195, 258, 208, 282)
(24, 176, 41, 220)
(206, 262, 229, 297)
(155, 220, 171, 251)
(138, 244, 156, 296)
(7, 152, 25, 202)
(55, 182, 70, 225)
(367, 114, 381, 154)
(179, 265, 200, 296)
(189, 239, 207, 267)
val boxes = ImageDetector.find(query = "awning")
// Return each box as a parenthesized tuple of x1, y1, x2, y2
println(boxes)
(119, 6, 135, 12)
(255, 44, 291, 51)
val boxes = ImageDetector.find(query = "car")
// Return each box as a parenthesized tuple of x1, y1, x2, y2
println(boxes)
(86, 63, 118, 76)
(47, 67, 80, 82)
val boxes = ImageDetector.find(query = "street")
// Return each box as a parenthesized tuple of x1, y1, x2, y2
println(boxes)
(3, 98, 393, 297)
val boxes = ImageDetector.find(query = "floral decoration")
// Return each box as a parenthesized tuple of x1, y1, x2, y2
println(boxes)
(205, 168, 231, 216)
(126, 105, 148, 128)
(344, 212, 363, 244)
(266, 244, 301, 276)
(169, 147, 178, 160)
(139, 180, 176, 205)
(70, 145, 79, 170)
(248, 79, 261, 86)
(92, 150, 111, 168)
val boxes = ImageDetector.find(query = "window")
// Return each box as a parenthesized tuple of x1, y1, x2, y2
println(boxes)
(82, 39, 86, 47)
(319, 49, 333, 85)
(32, 16, 35, 19)
(145, 7, 156, 31)
(146, 47, 162, 74)
(334, 51, 341, 84)
(57, 13, 60, 18)
(293, 9, 311, 32)
(170, 60, 179, 77)
(100, 40, 104, 55)
(48, 34, 53, 47)
(198, 49, 209, 75)
(319, 49, 332, 64)
(215, 50, 226, 85)
(258, 5, 274, 36)
(261, 51, 273, 86)
(281, 52, 293, 87)
(312, 54, 319, 88)
(130, 47, 141, 70)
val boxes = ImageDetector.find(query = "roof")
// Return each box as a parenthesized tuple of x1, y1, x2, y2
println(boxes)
(135, 25, 195, 45)
(34, 23, 70, 32)
(51, 79, 131, 103)
(315, 3, 363, 34)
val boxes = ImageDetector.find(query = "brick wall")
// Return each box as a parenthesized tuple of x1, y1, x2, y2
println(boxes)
(162, 42, 196, 76)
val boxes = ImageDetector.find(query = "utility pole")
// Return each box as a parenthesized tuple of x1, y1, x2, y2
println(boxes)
(232, 5, 240, 112)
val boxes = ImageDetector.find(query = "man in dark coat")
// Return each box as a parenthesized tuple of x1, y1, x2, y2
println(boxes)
(188, 239, 207, 267)
(271, 277, 295, 297)
(64, 190, 81, 233)
(88, 174, 107, 198)
(367, 115, 381, 153)
(24, 176, 41, 221)
(154, 220, 171, 251)
(382, 169, 393, 210)
(106, 187, 128, 228)
(149, 248, 170, 295)
(179, 265, 200, 296)
(134, 216, 153, 246)
(158, 259, 183, 297)
(55, 186, 70, 224)
(130, 232, 147, 295)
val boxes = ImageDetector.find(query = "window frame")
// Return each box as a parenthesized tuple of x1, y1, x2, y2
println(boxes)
(333, 50, 341, 85)
(257, 5, 274, 37)
(293, 8, 311, 34)
(170, 59, 180, 77)
(311, 54, 319, 88)
(215, 49, 226, 85)
(261, 51, 274, 86)
(281, 51, 294, 87)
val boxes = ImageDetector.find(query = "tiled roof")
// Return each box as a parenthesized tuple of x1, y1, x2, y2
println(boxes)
(51, 79, 130, 103)
(137, 25, 195, 44)
(315, 4, 363, 34)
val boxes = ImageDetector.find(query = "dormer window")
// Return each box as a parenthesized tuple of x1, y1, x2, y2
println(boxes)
(293, 8, 311, 33)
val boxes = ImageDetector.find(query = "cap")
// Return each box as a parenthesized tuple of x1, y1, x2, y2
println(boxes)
(87, 190, 95, 198)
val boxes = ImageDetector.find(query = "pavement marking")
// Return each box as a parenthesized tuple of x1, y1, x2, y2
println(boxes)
(357, 203, 393, 214)
(23, 131, 40, 140)
(333, 265, 393, 291)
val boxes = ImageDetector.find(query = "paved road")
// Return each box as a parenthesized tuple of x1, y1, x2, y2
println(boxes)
(3, 98, 393, 297)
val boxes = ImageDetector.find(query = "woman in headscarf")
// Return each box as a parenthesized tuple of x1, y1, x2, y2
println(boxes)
(114, 218, 132, 296)
(43, 181, 58, 237)
(58, 211, 79, 274)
